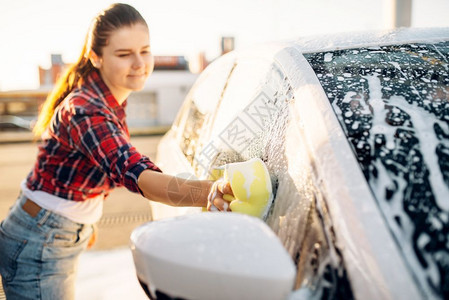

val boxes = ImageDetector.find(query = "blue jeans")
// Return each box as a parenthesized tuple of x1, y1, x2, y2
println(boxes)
(0, 193, 93, 300)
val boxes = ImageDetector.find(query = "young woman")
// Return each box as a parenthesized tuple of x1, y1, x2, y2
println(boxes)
(0, 3, 231, 299)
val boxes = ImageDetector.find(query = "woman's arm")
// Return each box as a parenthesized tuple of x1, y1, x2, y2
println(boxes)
(137, 170, 232, 210)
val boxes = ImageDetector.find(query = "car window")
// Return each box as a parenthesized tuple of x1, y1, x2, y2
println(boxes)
(209, 58, 275, 137)
(174, 53, 236, 163)
(249, 61, 354, 298)
(192, 57, 281, 177)
(305, 41, 449, 299)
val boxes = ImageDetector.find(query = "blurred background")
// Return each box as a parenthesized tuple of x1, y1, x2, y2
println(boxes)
(1, 0, 449, 91)
(0, 1, 448, 298)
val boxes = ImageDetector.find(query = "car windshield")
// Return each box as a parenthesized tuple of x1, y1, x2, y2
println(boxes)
(305, 41, 449, 298)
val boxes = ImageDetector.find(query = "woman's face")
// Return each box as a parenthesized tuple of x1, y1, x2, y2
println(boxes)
(95, 23, 153, 102)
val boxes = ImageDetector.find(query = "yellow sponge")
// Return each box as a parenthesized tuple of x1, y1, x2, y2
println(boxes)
(224, 158, 272, 218)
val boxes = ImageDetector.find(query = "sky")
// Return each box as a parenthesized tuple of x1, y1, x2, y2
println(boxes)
(0, 0, 448, 91)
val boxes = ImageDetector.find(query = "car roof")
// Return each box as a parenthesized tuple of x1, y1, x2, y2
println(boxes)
(292, 26, 449, 53)
(233, 27, 449, 60)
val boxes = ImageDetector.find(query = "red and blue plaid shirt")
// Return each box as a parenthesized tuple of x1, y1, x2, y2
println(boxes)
(26, 70, 162, 201)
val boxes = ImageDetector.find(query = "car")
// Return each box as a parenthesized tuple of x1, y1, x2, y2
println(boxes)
(0, 115, 33, 131)
(131, 27, 449, 300)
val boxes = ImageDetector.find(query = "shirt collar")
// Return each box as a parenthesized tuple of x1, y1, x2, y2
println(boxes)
(85, 69, 128, 113)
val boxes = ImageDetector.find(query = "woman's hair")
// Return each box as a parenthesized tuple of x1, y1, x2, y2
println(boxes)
(33, 3, 148, 137)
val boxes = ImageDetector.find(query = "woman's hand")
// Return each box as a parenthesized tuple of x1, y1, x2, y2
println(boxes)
(207, 179, 234, 212)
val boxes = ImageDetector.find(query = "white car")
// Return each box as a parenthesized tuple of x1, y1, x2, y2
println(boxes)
(132, 27, 449, 300)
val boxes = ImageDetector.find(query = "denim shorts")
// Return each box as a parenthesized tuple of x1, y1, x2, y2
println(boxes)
(0, 193, 93, 300)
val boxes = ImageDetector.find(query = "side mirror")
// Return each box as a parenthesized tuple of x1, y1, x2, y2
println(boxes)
(130, 213, 296, 300)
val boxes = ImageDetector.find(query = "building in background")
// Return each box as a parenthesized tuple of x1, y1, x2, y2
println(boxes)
(154, 56, 189, 71)
(127, 68, 198, 133)
(38, 54, 68, 88)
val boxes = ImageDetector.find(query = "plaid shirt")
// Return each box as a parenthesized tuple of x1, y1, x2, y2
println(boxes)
(26, 70, 162, 201)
